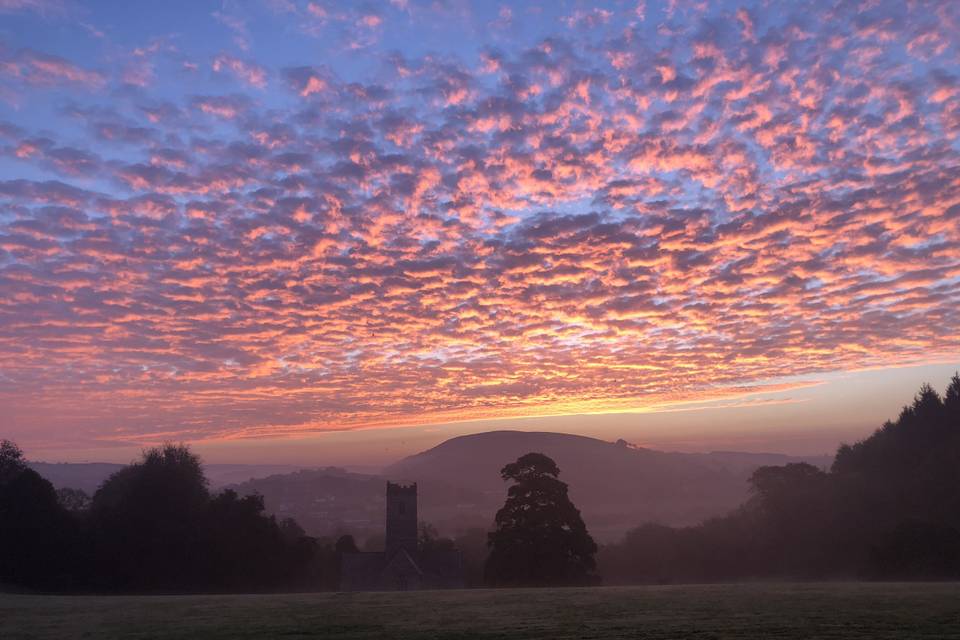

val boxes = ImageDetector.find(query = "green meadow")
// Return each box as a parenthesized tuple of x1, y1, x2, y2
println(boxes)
(3, 582, 960, 639)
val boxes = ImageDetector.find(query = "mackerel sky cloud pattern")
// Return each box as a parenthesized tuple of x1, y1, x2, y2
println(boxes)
(1, 0, 959, 448)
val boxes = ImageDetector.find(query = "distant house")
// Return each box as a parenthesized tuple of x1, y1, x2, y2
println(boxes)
(339, 482, 464, 591)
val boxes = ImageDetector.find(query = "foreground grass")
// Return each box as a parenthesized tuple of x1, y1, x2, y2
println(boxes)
(3, 582, 960, 639)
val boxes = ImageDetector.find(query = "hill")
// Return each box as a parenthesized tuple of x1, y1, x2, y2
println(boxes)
(229, 467, 387, 540)
(384, 431, 830, 541)
(226, 431, 829, 543)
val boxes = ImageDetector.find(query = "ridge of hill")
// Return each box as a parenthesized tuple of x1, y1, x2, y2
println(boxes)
(382, 431, 830, 540)
(227, 431, 831, 542)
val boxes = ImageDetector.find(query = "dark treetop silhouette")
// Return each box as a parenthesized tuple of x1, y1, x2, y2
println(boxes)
(1, 443, 332, 593)
(485, 452, 599, 587)
(0, 440, 81, 590)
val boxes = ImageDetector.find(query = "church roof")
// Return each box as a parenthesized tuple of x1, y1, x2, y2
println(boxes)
(382, 548, 424, 576)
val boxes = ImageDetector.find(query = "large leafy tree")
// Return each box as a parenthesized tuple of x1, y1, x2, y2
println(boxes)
(90, 443, 316, 591)
(90, 443, 212, 590)
(485, 452, 598, 586)
(0, 441, 324, 592)
(0, 440, 83, 589)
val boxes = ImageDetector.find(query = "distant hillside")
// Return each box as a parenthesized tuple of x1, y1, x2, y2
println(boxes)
(229, 468, 386, 541)
(384, 431, 831, 541)
(228, 466, 490, 543)
(27, 462, 307, 494)
(27, 463, 125, 494)
(28, 432, 831, 543)
(223, 431, 830, 543)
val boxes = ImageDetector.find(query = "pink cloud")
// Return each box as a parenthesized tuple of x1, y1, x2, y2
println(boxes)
(212, 54, 267, 89)
(0, 47, 105, 89)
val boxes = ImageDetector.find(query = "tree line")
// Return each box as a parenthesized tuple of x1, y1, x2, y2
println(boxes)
(0, 442, 339, 592)
(0, 440, 599, 592)
(599, 375, 960, 583)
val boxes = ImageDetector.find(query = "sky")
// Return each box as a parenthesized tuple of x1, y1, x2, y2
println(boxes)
(0, 0, 958, 464)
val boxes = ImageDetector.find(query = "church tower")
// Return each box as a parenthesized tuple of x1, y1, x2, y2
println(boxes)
(385, 482, 418, 558)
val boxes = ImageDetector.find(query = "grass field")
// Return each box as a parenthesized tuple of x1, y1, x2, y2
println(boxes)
(3, 583, 960, 639)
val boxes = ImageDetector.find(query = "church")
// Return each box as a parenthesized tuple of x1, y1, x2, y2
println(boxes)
(339, 482, 464, 591)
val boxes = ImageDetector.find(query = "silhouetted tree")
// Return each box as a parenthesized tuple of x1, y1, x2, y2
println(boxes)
(745, 462, 834, 575)
(945, 373, 960, 420)
(279, 517, 307, 543)
(0, 440, 83, 590)
(600, 374, 960, 584)
(485, 452, 598, 587)
(0, 440, 345, 592)
(89, 443, 319, 592)
(453, 527, 489, 587)
(871, 520, 960, 579)
(0, 439, 26, 483)
(419, 522, 455, 553)
(90, 444, 211, 590)
(201, 489, 317, 590)
(311, 537, 343, 591)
